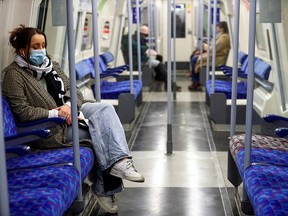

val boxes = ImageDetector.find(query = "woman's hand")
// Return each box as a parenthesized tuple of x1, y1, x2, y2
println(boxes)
(55, 104, 72, 125)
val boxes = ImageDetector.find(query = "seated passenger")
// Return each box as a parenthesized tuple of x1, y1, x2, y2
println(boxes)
(2, 25, 145, 214)
(121, 25, 181, 91)
(188, 21, 231, 91)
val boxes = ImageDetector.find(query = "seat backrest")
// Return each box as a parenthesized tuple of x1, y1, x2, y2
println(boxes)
(238, 51, 248, 65)
(75, 60, 94, 80)
(100, 51, 114, 65)
(2, 96, 17, 137)
(254, 60, 271, 80)
(98, 57, 107, 73)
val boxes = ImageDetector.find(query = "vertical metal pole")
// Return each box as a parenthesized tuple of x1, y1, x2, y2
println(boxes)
(66, 0, 82, 200)
(242, 0, 257, 201)
(211, 0, 217, 93)
(127, 0, 134, 94)
(147, 0, 152, 68)
(199, 0, 204, 68)
(173, 0, 177, 100)
(92, 0, 101, 102)
(271, 24, 286, 111)
(0, 89, 10, 216)
(167, 0, 173, 155)
(230, 0, 240, 137)
(153, 0, 158, 51)
(197, 0, 202, 49)
(136, 0, 142, 81)
(206, 0, 212, 82)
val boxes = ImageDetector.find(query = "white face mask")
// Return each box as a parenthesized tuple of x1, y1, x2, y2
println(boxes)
(29, 49, 46, 65)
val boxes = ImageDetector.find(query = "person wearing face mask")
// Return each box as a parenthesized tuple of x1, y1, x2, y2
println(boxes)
(121, 25, 181, 91)
(188, 21, 231, 91)
(2, 25, 145, 214)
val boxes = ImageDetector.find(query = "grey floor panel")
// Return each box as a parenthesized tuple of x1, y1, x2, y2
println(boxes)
(115, 187, 227, 216)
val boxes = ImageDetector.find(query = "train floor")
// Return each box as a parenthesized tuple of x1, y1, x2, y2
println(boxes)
(97, 71, 242, 216)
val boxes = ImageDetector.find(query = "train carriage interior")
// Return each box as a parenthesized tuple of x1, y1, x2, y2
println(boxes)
(1, 0, 288, 215)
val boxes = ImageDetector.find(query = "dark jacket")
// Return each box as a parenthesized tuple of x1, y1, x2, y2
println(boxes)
(121, 34, 149, 70)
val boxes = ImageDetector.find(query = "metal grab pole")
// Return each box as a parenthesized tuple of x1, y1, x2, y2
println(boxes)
(167, 0, 173, 155)
(173, 0, 177, 100)
(66, 0, 82, 201)
(199, 0, 204, 68)
(0, 89, 10, 215)
(147, 0, 152, 68)
(153, 0, 158, 51)
(127, 0, 134, 94)
(242, 0, 257, 201)
(230, 0, 240, 137)
(136, 0, 142, 81)
(211, 0, 217, 93)
(92, 0, 101, 102)
(206, 0, 211, 82)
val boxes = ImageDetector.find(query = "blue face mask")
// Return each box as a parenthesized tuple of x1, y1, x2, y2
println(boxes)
(29, 49, 46, 65)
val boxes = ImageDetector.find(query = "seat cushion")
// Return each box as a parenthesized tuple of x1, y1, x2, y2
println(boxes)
(101, 80, 142, 99)
(236, 148, 288, 178)
(6, 147, 94, 180)
(9, 188, 65, 216)
(206, 80, 247, 99)
(244, 164, 288, 216)
(229, 134, 288, 160)
(8, 165, 80, 211)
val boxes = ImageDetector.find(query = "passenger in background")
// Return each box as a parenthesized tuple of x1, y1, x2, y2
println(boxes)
(121, 25, 181, 91)
(2, 25, 144, 214)
(188, 21, 230, 91)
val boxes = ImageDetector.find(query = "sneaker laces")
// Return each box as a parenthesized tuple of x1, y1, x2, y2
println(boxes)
(125, 159, 137, 172)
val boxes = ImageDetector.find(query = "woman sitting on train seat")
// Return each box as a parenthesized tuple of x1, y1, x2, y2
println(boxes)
(122, 25, 181, 91)
(188, 21, 231, 91)
(2, 25, 144, 214)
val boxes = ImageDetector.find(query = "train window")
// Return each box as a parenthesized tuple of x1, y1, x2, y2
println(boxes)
(255, 13, 266, 51)
(171, 4, 186, 38)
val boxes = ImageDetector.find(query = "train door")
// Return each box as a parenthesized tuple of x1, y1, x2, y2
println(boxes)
(162, 0, 194, 66)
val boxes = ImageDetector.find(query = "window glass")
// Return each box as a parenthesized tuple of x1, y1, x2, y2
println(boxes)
(171, 4, 186, 38)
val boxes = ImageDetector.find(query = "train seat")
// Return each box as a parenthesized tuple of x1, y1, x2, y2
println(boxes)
(100, 80, 142, 100)
(6, 147, 94, 180)
(218, 51, 248, 72)
(8, 165, 80, 216)
(100, 51, 129, 72)
(244, 164, 288, 216)
(2, 96, 95, 215)
(206, 58, 271, 100)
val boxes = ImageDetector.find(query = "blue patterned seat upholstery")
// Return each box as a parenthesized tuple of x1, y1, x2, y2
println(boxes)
(8, 165, 80, 215)
(100, 80, 142, 99)
(236, 148, 288, 178)
(206, 80, 247, 99)
(244, 164, 288, 216)
(2, 95, 17, 137)
(6, 147, 94, 180)
(9, 188, 65, 216)
(206, 58, 271, 100)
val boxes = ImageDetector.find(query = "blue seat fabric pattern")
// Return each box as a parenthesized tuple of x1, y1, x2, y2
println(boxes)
(2, 95, 17, 137)
(6, 147, 94, 180)
(206, 80, 247, 99)
(235, 148, 288, 178)
(244, 164, 288, 216)
(100, 80, 142, 99)
(9, 188, 65, 216)
(8, 165, 80, 216)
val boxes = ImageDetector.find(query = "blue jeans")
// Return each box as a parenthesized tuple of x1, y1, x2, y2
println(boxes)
(67, 102, 131, 196)
(190, 55, 199, 83)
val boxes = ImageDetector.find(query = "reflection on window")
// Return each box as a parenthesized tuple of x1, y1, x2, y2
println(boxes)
(256, 13, 266, 51)
(171, 4, 186, 38)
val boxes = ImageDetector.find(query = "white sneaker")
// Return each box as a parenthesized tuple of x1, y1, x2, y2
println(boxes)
(95, 195, 118, 214)
(110, 159, 145, 182)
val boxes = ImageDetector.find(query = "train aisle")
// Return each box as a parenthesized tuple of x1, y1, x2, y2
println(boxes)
(101, 72, 240, 216)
